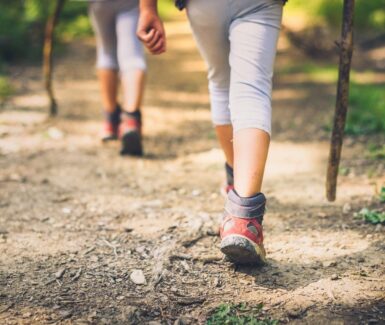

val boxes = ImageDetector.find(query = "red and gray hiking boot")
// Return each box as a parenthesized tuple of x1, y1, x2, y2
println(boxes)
(101, 106, 121, 142)
(119, 111, 143, 156)
(220, 190, 267, 265)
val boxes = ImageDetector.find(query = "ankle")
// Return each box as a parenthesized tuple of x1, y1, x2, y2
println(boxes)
(104, 105, 121, 124)
(225, 163, 234, 186)
(121, 110, 141, 121)
(226, 189, 266, 224)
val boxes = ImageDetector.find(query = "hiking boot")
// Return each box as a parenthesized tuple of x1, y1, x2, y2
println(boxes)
(220, 190, 267, 265)
(119, 111, 143, 156)
(101, 106, 121, 142)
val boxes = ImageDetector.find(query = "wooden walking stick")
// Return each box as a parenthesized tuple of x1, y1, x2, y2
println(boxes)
(326, 0, 355, 202)
(43, 0, 66, 117)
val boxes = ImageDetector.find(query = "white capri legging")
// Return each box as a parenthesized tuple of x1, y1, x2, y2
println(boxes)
(186, 0, 283, 135)
(89, 0, 146, 72)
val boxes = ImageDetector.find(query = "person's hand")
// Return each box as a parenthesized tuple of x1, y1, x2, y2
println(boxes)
(137, 9, 166, 55)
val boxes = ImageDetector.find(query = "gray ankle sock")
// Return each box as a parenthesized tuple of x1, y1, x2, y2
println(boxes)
(225, 189, 266, 223)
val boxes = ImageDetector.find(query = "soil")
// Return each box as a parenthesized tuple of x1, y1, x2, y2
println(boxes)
(1, 18, 384, 325)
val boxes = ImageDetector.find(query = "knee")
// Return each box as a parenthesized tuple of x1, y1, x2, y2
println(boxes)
(118, 49, 147, 72)
(209, 82, 231, 126)
(230, 100, 272, 136)
(96, 51, 119, 70)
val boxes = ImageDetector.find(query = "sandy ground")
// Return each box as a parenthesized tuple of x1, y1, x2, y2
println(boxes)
(0, 19, 384, 324)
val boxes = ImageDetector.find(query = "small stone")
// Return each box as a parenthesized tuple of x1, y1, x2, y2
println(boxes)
(174, 316, 194, 325)
(342, 203, 351, 214)
(135, 246, 146, 254)
(47, 127, 64, 140)
(89, 255, 99, 263)
(212, 277, 221, 287)
(331, 274, 339, 280)
(178, 188, 187, 195)
(130, 269, 146, 285)
(62, 207, 72, 214)
(191, 189, 201, 196)
(22, 312, 32, 318)
(58, 310, 72, 319)
(55, 268, 66, 279)
(322, 261, 337, 268)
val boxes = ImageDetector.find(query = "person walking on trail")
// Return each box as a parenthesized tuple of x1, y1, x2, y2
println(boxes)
(89, 0, 147, 156)
(137, 0, 285, 264)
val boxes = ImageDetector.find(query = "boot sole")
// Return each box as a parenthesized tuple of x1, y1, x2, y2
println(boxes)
(220, 234, 266, 265)
(120, 131, 143, 156)
(101, 135, 118, 142)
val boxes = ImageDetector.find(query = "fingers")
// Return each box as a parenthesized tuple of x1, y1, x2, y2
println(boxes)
(150, 35, 166, 54)
(136, 14, 166, 55)
(138, 28, 165, 54)
(137, 28, 155, 43)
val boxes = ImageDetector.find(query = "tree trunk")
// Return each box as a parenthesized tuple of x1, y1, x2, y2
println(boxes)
(326, 0, 355, 202)
(43, 0, 66, 117)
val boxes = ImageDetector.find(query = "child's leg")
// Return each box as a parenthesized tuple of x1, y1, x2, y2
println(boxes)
(116, 7, 147, 113)
(89, 2, 119, 112)
(186, 0, 233, 166)
(222, 0, 282, 264)
(233, 129, 270, 196)
(97, 70, 119, 113)
(89, 2, 121, 141)
(229, 0, 283, 197)
(215, 125, 234, 167)
(116, 5, 147, 155)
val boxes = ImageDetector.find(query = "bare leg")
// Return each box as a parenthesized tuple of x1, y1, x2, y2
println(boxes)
(121, 69, 146, 112)
(233, 129, 270, 197)
(97, 69, 119, 112)
(215, 125, 234, 167)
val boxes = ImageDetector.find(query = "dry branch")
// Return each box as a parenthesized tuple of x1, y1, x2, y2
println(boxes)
(43, 0, 66, 116)
(326, 0, 355, 202)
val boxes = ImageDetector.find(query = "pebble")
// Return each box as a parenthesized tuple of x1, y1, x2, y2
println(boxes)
(322, 261, 337, 268)
(55, 268, 66, 279)
(62, 207, 72, 214)
(130, 269, 146, 285)
(47, 127, 64, 140)
(331, 274, 339, 280)
(191, 189, 201, 197)
(342, 203, 351, 214)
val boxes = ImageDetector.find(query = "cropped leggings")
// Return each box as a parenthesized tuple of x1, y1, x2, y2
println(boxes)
(186, 0, 283, 135)
(89, 0, 146, 73)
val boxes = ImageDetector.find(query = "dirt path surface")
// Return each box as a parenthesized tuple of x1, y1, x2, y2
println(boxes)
(1, 20, 385, 324)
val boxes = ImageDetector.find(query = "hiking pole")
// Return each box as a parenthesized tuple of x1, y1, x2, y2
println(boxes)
(326, 0, 355, 202)
(43, 0, 66, 117)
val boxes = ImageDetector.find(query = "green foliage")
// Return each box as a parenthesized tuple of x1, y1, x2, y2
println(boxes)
(206, 303, 279, 325)
(367, 144, 385, 160)
(286, 0, 385, 30)
(0, 74, 13, 100)
(56, 1, 92, 40)
(0, 0, 91, 62)
(345, 84, 385, 135)
(380, 187, 385, 203)
(158, 0, 178, 20)
(356, 208, 385, 225)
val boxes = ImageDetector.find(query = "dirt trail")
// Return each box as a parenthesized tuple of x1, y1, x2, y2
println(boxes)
(1, 20, 384, 324)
